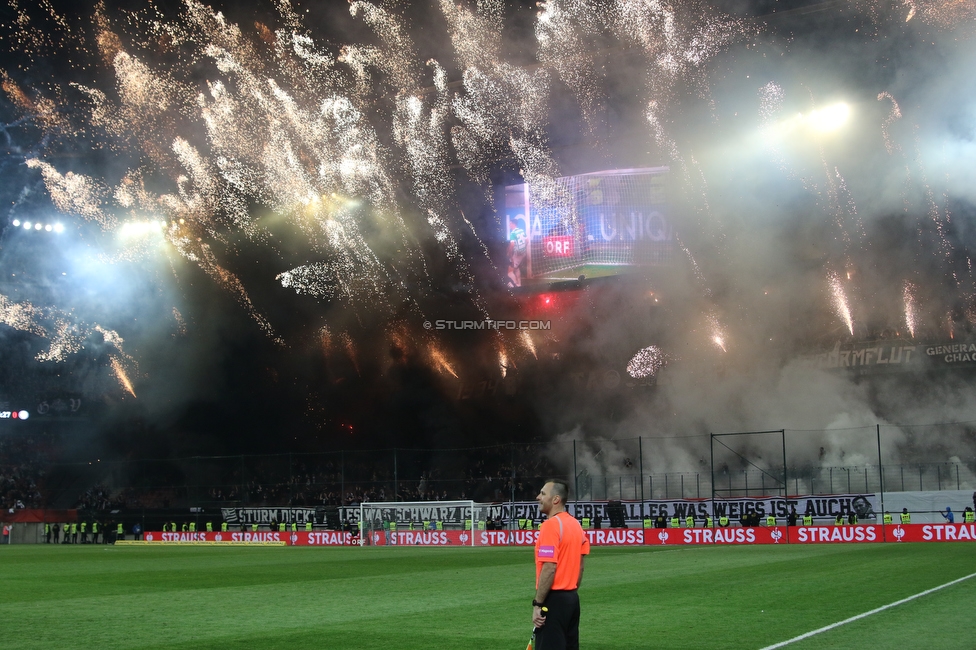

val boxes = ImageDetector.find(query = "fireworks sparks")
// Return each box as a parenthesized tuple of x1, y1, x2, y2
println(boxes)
(903, 281, 919, 338)
(428, 344, 458, 378)
(878, 92, 903, 155)
(110, 355, 137, 398)
(706, 312, 727, 353)
(828, 271, 855, 336)
(626, 345, 666, 379)
(2, 0, 976, 403)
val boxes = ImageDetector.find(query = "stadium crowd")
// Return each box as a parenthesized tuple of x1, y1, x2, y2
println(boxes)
(0, 433, 47, 511)
(56, 449, 558, 511)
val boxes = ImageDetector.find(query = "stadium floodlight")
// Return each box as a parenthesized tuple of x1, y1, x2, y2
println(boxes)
(12, 219, 20, 227)
(34, 223, 42, 230)
(53, 223, 65, 233)
(44, 224, 52, 231)
(23, 221, 31, 230)
(764, 102, 852, 143)
(119, 219, 166, 239)
(807, 103, 850, 132)
(358, 500, 496, 547)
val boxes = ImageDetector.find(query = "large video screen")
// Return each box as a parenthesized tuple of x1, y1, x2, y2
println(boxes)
(503, 167, 674, 283)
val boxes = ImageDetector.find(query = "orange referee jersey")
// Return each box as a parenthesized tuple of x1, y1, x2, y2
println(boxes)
(535, 511, 590, 590)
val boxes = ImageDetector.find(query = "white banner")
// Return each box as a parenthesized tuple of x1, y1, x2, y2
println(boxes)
(223, 495, 880, 527)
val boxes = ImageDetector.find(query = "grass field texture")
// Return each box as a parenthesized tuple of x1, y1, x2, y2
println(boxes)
(1, 543, 974, 649)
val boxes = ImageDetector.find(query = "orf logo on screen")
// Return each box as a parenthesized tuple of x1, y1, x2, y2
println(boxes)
(657, 531, 669, 544)
(892, 527, 905, 541)
(538, 545, 555, 558)
(543, 236, 574, 257)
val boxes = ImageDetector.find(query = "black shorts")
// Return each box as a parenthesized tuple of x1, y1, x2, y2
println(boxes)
(535, 590, 580, 650)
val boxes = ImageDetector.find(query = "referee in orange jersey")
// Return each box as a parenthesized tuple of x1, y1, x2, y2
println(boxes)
(532, 480, 590, 650)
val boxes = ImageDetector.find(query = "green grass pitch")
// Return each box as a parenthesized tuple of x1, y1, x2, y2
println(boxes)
(2, 543, 974, 649)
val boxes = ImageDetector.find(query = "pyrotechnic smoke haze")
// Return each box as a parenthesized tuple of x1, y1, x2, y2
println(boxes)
(1, 0, 975, 479)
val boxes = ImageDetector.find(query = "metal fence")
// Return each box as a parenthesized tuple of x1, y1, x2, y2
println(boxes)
(35, 421, 976, 509)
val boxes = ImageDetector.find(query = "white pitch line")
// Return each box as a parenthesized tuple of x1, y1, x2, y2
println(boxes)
(759, 571, 976, 650)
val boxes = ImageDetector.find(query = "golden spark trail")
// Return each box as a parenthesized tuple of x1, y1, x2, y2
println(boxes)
(903, 281, 918, 338)
(111, 356, 137, 398)
(828, 271, 855, 336)
(521, 329, 538, 359)
(429, 345, 458, 378)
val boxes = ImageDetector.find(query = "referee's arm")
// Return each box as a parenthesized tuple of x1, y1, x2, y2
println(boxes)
(535, 562, 556, 603)
(577, 556, 585, 588)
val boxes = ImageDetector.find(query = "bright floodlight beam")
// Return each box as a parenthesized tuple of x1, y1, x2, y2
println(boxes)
(807, 102, 850, 132)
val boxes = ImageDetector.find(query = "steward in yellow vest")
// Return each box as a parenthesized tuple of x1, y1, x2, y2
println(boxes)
(900, 510, 911, 524)
(643, 517, 652, 528)
(802, 515, 813, 525)
(581, 517, 590, 529)
(669, 517, 680, 528)
(685, 516, 695, 528)
(765, 515, 776, 526)
(883, 512, 893, 524)
(221, 522, 228, 532)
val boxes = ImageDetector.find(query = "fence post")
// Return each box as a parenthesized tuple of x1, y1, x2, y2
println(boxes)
(510, 443, 516, 515)
(877, 425, 884, 517)
(781, 429, 788, 501)
(638, 436, 644, 516)
(573, 440, 579, 501)
(709, 433, 715, 519)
